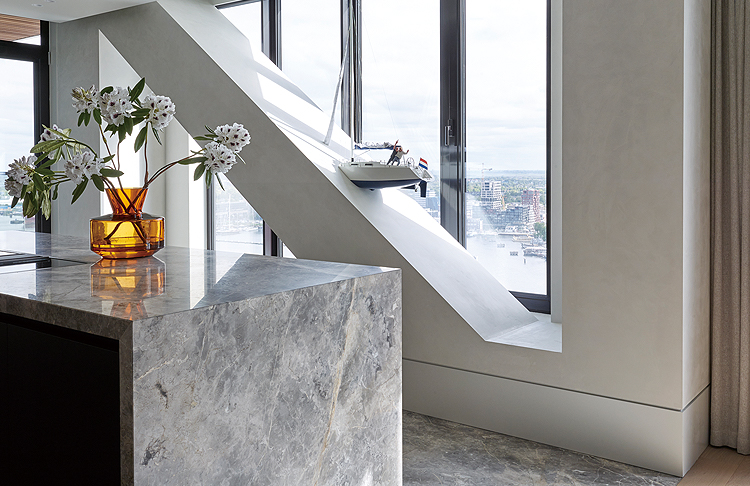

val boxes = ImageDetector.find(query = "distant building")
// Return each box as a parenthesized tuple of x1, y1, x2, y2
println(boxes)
(521, 188, 541, 223)
(496, 205, 531, 229)
(481, 180, 504, 212)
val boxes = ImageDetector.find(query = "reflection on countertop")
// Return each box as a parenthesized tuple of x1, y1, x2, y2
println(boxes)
(0, 230, 396, 323)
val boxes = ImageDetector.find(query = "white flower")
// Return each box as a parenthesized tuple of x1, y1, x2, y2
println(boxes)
(64, 151, 99, 185)
(71, 85, 99, 114)
(39, 124, 63, 143)
(8, 155, 37, 186)
(4, 179, 22, 198)
(215, 123, 251, 153)
(144, 95, 175, 130)
(80, 151, 104, 178)
(203, 141, 236, 174)
(98, 87, 133, 126)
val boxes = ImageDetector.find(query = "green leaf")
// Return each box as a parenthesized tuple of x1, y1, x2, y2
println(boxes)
(11, 197, 18, 208)
(193, 136, 213, 141)
(32, 173, 46, 192)
(118, 125, 128, 143)
(129, 77, 146, 102)
(99, 168, 124, 178)
(205, 170, 213, 187)
(22, 194, 30, 215)
(30, 139, 64, 154)
(91, 174, 105, 191)
(101, 154, 116, 164)
(29, 199, 39, 218)
(134, 126, 148, 152)
(93, 108, 102, 125)
(124, 116, 134, 136)
(152, 127, 162, 145)
(178, 156, 207, 165)
(77, 112, 86, 127)
(84, 111, 91, 126)
(193, 163, 206, 181)
(71, 179, 88, 204)
(37, 157, 54, 169)
(52, 185, 58, 200)
(205, 125, 216, 135)
(100, 86, 113, 95)
(216, 174, 225, 191)
(42, 192, 51, 219)
(36, 168, 54, 177)
(132, 108, 150, 117)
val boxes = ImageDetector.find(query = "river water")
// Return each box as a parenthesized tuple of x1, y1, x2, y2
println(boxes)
(466, 233, 547, 295)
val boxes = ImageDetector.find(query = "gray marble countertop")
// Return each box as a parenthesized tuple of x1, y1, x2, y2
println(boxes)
(0, 230, 395, 326)
(0, 231, 403, 484)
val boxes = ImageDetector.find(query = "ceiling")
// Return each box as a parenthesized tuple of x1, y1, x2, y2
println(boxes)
(0, 0, 227, 23)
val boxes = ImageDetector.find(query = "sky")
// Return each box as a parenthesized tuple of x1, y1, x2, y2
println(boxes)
(1, 2, 546, 176)
(220, 0, 546, 177)
(0, 58, 36, 173)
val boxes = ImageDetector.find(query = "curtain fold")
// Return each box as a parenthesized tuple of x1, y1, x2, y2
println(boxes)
(711, 0, 750, 454)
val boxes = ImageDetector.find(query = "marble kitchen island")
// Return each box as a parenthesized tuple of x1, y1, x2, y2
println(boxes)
(0, 231, 402, 485)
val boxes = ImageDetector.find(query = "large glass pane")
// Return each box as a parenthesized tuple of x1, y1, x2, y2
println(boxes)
(214, 178, 264, 255)
(220, 2, 262, 49)
(217, 2, 266, 255)
(0, 58, 36, 231)
(282, 0, 341, 125)
(465, 0, 547, 295)
(362, 0, 440, 221)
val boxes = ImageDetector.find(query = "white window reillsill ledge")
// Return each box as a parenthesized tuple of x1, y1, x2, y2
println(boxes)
(488, 312, 561, 353)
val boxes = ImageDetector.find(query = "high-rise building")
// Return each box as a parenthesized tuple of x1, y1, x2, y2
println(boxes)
(522, 188, 541, 223)
(481, 180, 504, 212)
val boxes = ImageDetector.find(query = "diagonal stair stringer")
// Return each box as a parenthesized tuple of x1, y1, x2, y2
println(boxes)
(66, 0, 539, 346)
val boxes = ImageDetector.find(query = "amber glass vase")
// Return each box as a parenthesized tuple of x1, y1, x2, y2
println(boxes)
(90, 187, 165, 259)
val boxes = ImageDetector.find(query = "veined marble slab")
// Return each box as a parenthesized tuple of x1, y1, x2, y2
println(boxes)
(0, 231, 402, 485)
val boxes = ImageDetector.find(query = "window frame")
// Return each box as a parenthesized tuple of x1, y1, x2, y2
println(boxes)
(0, 21, 50, 233)
(215, 0, 283, 256)
(440, 0, 551, 313)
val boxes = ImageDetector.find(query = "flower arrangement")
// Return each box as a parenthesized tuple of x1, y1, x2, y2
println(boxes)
(6, 77, 250, 219)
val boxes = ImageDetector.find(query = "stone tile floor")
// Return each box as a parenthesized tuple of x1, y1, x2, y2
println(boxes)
(403, 411, 681, 486)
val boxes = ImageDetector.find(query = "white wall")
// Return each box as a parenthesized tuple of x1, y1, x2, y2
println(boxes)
(47, 0, 711, 475)
(408, 0, 711, 475)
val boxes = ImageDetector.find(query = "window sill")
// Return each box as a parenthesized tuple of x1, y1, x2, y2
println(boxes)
(488, 313, 561, 353)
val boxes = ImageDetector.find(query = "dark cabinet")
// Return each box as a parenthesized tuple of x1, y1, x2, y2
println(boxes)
(0, 313, 120, 484)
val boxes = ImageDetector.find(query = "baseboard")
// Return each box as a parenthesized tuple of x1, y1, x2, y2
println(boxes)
(404, 359, 708, 477)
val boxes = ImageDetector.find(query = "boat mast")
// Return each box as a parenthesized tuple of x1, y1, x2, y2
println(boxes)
(348, 0, 355, 161)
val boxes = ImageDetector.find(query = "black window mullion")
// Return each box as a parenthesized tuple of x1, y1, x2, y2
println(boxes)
(440, 0, 466, 246)
(262, 0, 283, 255)
(35, 22, 51, 233)
(261, 0, 281, 67)
(340, 0, 361, 141)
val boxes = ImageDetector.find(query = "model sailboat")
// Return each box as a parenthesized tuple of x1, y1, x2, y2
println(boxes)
(323, 3, 433, 190)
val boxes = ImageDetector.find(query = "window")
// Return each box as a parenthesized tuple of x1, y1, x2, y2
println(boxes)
(0, 16, 49, 233)
(215, 1, 550, 311)
(361, 0, 440, 219)
(217, 0, 287, 256)
(464, 0, 548, 304)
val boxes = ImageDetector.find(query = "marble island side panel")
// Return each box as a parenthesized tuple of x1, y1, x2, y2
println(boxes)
(132, 271, 402, 485)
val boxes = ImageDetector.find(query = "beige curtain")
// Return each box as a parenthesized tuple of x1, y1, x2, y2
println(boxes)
(711, 0, 750, 454)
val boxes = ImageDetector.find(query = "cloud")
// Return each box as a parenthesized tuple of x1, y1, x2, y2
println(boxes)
(0, 58, 36, 172)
